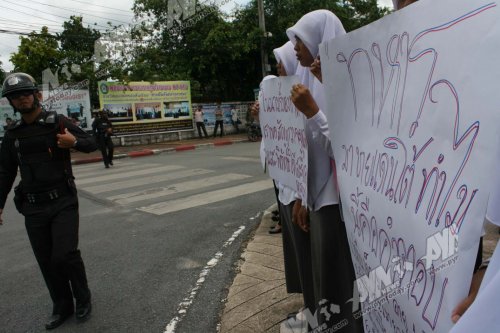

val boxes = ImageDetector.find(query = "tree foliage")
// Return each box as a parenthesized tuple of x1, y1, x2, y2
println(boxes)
(10, 27, 61, 84)
(57, 16, 102, 107)
(131, 0, 390, 101)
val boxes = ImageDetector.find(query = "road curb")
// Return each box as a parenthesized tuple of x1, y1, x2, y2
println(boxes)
(175, 145, 196, 152)
(128, 149, 155, 158)
(71, 138, 249, 165)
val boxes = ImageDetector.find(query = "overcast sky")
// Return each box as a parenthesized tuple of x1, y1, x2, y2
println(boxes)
(0, 0, 393, 72)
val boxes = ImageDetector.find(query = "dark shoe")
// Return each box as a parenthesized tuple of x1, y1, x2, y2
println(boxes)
(105, 164, 110, 168)
(269, 227, 282, 234)
(271, 215, 280, 222)
(75, 301, 92, 322)
(45, 311, 73, 330)
(109, 161, 113, 166)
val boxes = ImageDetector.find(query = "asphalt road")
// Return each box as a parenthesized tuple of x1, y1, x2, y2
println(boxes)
(0, 141, 275, 333)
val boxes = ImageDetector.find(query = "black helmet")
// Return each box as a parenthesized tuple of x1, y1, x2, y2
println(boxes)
(2, 73, 38, 98)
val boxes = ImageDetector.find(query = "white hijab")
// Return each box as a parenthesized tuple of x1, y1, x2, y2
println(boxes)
(286, 9, 346, 60)
(273, 42, 298, 77)
(286, 10, 346, 209)
(286, 10, 346, 112)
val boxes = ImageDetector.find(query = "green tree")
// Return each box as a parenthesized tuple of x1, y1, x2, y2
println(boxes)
(58, 16, 101, 64)
(10, 26, 61, 84)
(57, 16, 102, 107)
(130, 2, 264, 101)
(129, 0, 390, 101)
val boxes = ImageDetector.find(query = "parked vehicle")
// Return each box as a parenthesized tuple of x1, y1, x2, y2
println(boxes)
(247, 122, 262, 142)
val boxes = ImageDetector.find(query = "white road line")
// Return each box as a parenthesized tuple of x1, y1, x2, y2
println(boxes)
(164, 226, 246, 333)
(75, 165, 184, 185)
(81, 169, 214, 194)
(138, 180, 273, 215)
(108, 173, 251, 205)
(223, 156, 261, 163)
(74, 162, 158, 177)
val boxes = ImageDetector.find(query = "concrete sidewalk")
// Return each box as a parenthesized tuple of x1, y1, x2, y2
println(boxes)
(70, 133, 250, 165)
(219, 205, 303, 333)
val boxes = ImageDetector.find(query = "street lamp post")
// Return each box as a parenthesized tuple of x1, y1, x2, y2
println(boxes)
(257, 0, 270, 79)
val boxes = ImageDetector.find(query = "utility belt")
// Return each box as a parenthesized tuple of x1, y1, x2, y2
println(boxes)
(23, 184, 72, 204)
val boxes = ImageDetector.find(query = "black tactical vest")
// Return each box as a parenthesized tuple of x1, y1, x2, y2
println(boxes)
(6, 112, 72, 193)
(95, 118, 111, 135)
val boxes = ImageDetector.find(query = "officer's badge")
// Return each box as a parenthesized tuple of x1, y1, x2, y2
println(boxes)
(7, 76, 20, 85)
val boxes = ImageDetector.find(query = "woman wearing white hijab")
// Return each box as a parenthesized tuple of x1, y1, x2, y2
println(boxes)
(273, 41, 298, 77)
(272, 42, 316, 313)
(286, 10, 364, 333)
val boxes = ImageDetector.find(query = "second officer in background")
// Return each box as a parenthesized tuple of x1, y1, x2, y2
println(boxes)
(92, 111, 114, 168)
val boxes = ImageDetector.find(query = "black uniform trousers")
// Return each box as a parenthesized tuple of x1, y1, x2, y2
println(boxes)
(213, 120, 224, 137)
(196, 122, 208, 138)
(23, 193, 91, 315)
(97, 135, 114, 167)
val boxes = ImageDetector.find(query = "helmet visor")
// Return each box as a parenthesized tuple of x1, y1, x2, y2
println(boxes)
(7, 90, 34, 100)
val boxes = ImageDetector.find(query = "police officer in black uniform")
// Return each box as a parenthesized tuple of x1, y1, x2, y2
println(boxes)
(92, 111, 114, 168)
(0, 73, 97, 330)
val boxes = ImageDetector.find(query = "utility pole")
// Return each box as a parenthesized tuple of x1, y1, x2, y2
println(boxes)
(257, 0, 269, 79)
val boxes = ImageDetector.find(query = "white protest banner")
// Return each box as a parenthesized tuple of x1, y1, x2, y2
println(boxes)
(320, 0, 500, 331)
(0, 97, 18, 139)
(260, 76, 308, 202)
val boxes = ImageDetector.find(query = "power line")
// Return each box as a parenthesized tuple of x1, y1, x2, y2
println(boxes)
(61, 0, 133, 14)
(0, 18, 64, 29)
(0, 5, 66, 26)
(33, 0, 135, 18)
(0, 29, 32, 36)
(15, 0, 134, 25)
(2, 0, 110, 30)
(0, 25, 63, 35)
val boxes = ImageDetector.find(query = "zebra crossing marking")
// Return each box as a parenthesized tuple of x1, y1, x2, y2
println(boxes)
(137, 179, 273, 215)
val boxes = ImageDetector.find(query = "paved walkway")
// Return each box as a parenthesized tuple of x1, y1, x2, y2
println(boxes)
(219, 205, 303, 333)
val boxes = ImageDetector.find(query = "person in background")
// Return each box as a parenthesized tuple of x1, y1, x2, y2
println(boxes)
(230, 106, 239, 133)
(3, 117, 13, 130)
(194, 105, 208, 139)
(92, 111, 114, 168)
(213, 103, 224, 138)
